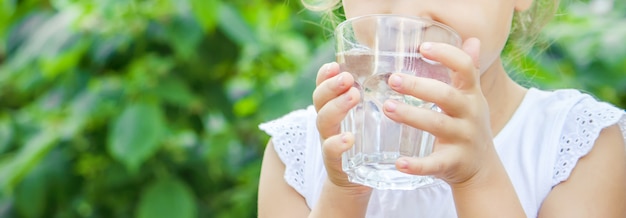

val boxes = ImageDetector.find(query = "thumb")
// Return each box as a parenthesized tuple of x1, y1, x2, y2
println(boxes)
(322, 133, 354, 180)
(395, 154, 447, 176)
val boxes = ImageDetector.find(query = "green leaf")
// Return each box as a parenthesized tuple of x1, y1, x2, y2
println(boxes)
(0, 129, 58, 193)
(108, 102, 165, 172)
(136, 177, 197, 218)
(8, 9, 79, 75)
(155, 78, 196, 108)
(165, 16, 203, 59)
(40, 39, 90, 78)
(218, 3, 258, 46)
(0, 0, 16, 44)
(14, 161, 47, 218)
(190, 0, 220, 32)
(598, 21, 626, 68)
(0, 113, 13, 154)
(233, 96, 258, 117)
(60, 90, 101, 138)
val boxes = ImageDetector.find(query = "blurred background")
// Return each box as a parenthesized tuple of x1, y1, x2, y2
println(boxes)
(0, 0, 624, 217)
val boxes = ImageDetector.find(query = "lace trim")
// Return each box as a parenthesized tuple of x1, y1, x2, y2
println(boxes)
(259, 108, 310, 196)
(553, 98, 625, 186)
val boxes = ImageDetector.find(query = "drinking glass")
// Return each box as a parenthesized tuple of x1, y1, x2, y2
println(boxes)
(336, 14, 461, 190)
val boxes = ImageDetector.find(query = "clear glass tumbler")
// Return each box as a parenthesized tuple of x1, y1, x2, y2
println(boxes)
(336, 14, 462, 190)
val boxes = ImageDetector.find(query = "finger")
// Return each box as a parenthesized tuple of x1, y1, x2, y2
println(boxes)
(313, 72, 355, 112)
(387, 73, 466, 116)
(322, 132, 355, 184)
(462, 38, 481, 69)
(383, 99, 459, 139)
(315, 62, 340, 86)
(316, 87, 360, 139)
(395, 153, 450, 176)
(419, 40, 480, 90)
(322, 132, 354, 167)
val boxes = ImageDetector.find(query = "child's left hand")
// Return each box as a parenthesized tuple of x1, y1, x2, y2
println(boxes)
(382, 38, 499, 187)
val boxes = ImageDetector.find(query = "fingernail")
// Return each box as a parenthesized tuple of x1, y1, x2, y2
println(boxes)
(421, 42, 433, 51)
(343, 91, 353, 102)
(384, 101, 397, 112)
(397, 159, 409, 169)
(336, 74, 345, 88)
(389, 74, 402, 88)
(322, 63, 330, 74)
(341, 133, 348, 143)
(329, 62, 338, 70)
(327, 62, 338, 74)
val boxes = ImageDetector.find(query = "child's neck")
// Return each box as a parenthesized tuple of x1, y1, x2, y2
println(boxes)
(480, 58, 528, 138)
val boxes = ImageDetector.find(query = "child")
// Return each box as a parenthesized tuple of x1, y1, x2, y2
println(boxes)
(258, 0, 626, 217)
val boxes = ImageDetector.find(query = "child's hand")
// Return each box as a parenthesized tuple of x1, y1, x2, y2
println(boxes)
(312, 62, 370, 192)
(383, 38, 499, 187)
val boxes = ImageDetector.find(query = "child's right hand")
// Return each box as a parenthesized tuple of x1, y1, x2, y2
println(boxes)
(312, 62, 370, 192)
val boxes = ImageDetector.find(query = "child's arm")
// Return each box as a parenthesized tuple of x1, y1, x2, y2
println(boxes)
(258, 141, 310, 218)
(258, 139, 372, 218)
(447, 147, 527, 218)
(538, 124, 626, 217)
(308, 178, 372, 218)
(308, 133, 372, 218)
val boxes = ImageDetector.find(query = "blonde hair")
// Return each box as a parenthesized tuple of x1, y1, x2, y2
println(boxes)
(301, 0, 560, 60)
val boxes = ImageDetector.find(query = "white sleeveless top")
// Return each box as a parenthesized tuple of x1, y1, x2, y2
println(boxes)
(259, 88, 626, 217)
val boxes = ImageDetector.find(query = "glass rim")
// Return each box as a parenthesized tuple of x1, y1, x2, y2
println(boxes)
(334, 14, 462, 45)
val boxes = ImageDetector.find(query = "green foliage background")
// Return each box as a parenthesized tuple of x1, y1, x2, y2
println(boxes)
(0, 0, 623, 217)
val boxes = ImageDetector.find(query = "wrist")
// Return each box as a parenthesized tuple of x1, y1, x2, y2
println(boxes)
(447, 142, 502, 189)
(309, 179, 372, 218)
(449, 150, 526, 217)
(324, 178, 373, 197)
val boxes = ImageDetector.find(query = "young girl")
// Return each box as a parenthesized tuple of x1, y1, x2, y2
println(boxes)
(258, 0, 626, 217)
